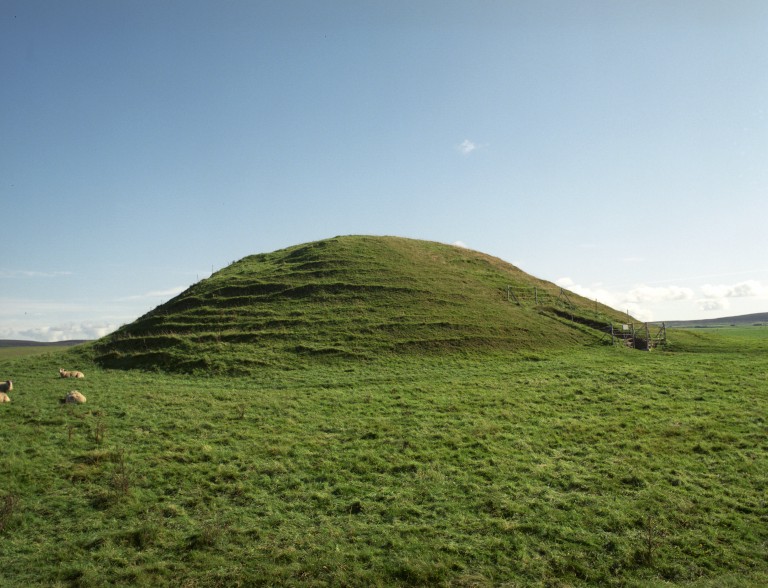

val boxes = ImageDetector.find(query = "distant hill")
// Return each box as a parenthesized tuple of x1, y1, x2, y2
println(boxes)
(88, 235, 633, 374)
(662, 312, 768, 328)
(0, 340, 90, 348)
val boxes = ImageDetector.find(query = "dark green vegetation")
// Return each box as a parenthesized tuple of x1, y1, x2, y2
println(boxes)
(91, 236, 629, 373)
(0, 237, 765, 586)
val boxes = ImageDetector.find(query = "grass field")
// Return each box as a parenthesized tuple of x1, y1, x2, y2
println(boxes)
(0, 345, 75, 360)
(0, 328, 766, 586)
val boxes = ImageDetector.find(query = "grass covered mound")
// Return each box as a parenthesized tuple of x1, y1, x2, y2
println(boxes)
(90, 235, 630, 373)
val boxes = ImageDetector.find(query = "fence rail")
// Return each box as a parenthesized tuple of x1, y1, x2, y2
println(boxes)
(605, 321, 667, 350)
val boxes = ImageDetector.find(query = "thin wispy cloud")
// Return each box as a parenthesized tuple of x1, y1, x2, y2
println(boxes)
(0, 298, 95, 317)
(458, 139, 478, 155)
(117, 286, 186, 302)
(0, 270, 73, 278)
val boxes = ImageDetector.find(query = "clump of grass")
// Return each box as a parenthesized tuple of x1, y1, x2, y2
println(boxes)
(0, 493, 19, 534)
(93, 420, 107, 444)
(111, 448, 131, 497)
(186, 516, 227, 550)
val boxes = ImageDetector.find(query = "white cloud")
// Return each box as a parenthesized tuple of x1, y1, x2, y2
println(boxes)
(1, 322, 118, 342)
(697, 299, 730, 312)
(555, 274, 768, 321)
(693, 280, 768, 315)
(556, 278, 622, 309)
(626, 285, 694, 303)
(117, 286, 186, 302)
(556, 278, 696, 321)
(701, 280, 764, 299)
(458, 139, 478, 155)
(453, 241, 469, 249)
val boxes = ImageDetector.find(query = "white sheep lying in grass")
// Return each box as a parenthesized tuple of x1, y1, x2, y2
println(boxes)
(63, 390, 86, 404)
(59, 368, 85, 379)
(0, 380, 12, 393)
(0, 392, 10, 403)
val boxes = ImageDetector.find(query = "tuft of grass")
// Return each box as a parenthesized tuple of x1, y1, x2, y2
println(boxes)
(0, 493, 20, 534)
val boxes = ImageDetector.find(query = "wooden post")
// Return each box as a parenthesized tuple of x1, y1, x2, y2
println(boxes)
(534, 286, 538, 305)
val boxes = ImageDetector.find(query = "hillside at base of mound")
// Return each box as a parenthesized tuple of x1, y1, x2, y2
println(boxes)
(88, 235, 633, 373)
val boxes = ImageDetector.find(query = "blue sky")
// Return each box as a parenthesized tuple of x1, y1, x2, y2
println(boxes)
(2, 1, 767, 341)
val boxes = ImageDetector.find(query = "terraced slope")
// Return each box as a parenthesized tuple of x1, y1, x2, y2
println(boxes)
(90, 236, 631, 373)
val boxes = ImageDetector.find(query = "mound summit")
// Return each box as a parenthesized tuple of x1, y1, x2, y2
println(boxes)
(91, 236, 630, 373)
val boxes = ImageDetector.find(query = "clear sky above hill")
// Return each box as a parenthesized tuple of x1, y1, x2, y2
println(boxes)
(2, 1, 767, 341)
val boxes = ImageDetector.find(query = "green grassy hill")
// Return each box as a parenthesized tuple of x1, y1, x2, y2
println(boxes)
(89, 235, 630, 373)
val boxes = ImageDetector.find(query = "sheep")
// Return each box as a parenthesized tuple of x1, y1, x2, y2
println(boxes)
(0, 380, 12, 393)
(59, 368, 85, 379)
(63, 390, 86, 404)
(0, 392, 10, 403)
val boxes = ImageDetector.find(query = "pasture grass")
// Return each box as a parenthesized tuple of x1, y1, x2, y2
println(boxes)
(0, 345, 74, 360)
(0, 331, 766, 586)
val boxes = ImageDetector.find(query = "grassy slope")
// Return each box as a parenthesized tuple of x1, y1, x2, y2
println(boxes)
(89, 236, 629, 373)
(0, 330, 766, 587)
